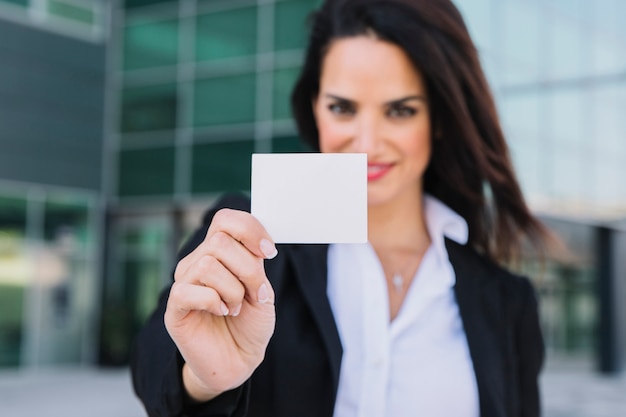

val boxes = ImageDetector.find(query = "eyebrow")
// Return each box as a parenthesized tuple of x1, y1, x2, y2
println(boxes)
(324, 94, 427, 105)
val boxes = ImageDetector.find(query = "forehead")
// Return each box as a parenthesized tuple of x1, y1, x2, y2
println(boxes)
(319, 36, 427, 98)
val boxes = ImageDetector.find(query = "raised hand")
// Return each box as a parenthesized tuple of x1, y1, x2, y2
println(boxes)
(164, 208, 278, 402)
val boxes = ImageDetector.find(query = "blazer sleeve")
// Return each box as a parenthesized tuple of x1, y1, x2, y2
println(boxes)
(130, 194, 253, 417)
(514, 277, 545, 417)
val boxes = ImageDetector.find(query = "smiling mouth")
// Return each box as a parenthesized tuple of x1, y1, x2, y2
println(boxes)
(367, 163, 394, 181)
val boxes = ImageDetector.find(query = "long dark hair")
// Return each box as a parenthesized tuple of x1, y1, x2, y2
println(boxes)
(291, 0, 548, 262)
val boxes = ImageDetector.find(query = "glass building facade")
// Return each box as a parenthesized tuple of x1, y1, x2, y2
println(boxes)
(103, 0, 626, 367)
(0, 0, 625, 370)
(0, 0, 106, 368)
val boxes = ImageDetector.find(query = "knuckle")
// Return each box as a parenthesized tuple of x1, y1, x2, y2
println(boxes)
(168, 282, 184, 301)
(240, 259, 266, 283)
(212, 208, 234, 225)
(208, 230, 231, 249)
(197, 255, 220, 274)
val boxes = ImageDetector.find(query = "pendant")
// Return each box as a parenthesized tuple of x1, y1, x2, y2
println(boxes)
(392, 274, 403, 293)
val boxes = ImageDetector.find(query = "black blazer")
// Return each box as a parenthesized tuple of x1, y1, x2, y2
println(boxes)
(131, 194, 544, 417)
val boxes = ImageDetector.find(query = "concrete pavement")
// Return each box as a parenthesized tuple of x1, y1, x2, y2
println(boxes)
(0, 360, 624, 416)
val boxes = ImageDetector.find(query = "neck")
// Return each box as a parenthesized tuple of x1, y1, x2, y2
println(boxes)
(368, 188, 430, 253)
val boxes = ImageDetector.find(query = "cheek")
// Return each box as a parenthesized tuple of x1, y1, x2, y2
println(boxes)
(317, 115, 352, 153)
(400, 124, 432, 165)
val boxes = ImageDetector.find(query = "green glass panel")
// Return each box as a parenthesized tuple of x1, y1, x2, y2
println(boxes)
(124, 0, 174, 8)
(120, 83, 177, 133)
(272, 135, 310, 153)
(123, 18, 178, 70)
(192, 141, 254, 193)
(274, 0, 319, 51)
(194, 74, 256, 126)
(43, 199, 89, 247)
(123, 226, 165, 255)
(196, 6, 257, 61)
(118, 147, 175, 196)
(0, 195, 27, 368)
(48, 1, 94, 25)
(273, 67, 300, 120)
(0, 0, 29, 7)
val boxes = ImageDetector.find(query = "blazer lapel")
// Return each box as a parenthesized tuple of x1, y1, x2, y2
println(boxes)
(447, 239, 508, 417)
(288, 244, 343, 392)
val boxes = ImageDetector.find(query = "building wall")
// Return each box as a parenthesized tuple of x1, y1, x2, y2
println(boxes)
(101, 0, 626, 366)
(0, 17, 105, 191)
(0, 1, 108, 369)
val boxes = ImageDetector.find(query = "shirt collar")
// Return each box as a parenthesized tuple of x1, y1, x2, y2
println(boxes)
(423, 194, 469, 263)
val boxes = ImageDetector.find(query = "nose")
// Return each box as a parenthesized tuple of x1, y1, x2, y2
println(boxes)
(352, 113, 382, 153)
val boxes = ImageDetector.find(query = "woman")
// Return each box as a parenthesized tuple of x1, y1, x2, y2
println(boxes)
(131, 1, 547, 416)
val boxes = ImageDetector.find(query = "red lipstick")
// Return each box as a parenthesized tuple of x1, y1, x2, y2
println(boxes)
(367, 162, 393, 181)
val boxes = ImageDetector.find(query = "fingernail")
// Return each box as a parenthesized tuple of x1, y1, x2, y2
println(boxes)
(220, 301, 229, 316)
(257, 283, 269, 304)
(232, 304, 242, 317)
(260, 239, 278, 259)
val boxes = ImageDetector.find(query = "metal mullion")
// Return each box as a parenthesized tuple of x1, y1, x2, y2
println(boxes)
(106, 1, 126, 206)
(174, 0, 197, 203)
(254, 0, 275, 154)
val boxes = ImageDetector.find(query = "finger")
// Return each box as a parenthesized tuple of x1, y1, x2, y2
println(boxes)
(208, 209, 278, 260)
(166, 282, 229, 324)
(184, 254, 246, 314)
(204, 231, 269, 303)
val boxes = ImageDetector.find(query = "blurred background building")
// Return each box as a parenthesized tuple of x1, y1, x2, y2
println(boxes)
(0, 0, 624, 377)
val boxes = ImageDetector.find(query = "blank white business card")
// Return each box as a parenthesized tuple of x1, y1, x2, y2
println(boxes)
(251, 153, 367, 244)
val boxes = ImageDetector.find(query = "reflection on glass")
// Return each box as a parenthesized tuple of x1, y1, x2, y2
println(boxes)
(196, 6, 257, 61)
(272, 135, 310, 153)
(549, 15, 582, 80)
(551, 90, 583, 145)
(192, 140, 255, 193)
(501, 0, 540, 86)
(0, 196, 28, 368)
(0, 0, 29, 7)
(455, 0, 492, 52)
(100, 219, 169, 366)
(124, 0, 172, 9)
(121, 83, 178, 133)
(123, 18, 179, 70)
(274, 0, 318, 51)
(33, 197, 93, 365)
(194, 74, 256, 126)
(118, 147, 176, 197)
(48, 0, 95, 25)
(273, 67, 300, 120)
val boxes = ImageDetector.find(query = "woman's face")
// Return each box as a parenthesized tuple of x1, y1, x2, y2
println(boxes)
(313, 36, 432, 208)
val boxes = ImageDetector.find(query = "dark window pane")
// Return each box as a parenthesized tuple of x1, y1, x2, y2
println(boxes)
(274, 0, 319, 51)
(272, 135, 310, 153)
(48, 1, 94, 25)
(124, 0, 175, 10)
(196, 6, 257, 61)
(273, 67, 300, 120)
(118, 147, 175, 196)
(192, 141, 254, 193)
(121, 83, 177, 133)
(123, 18, 178, 70)
(0, 0, 29, 7)
(0, 195, 27, 368)
(194, 74, 256, 126)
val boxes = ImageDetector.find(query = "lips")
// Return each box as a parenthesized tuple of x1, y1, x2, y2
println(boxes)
(367, 162, 394, 181)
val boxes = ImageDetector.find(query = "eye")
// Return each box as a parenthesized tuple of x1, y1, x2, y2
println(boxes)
(387, 105, 417, 118)
(328, 101, 355, 116)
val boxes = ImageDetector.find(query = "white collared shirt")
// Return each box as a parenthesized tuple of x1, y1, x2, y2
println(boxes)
(327, 195, 479, 417)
